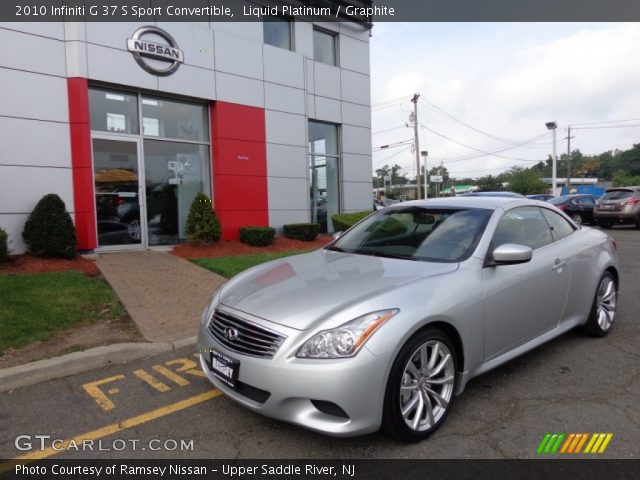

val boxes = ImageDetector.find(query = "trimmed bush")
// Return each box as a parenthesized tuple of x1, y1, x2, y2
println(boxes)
(366, 217, 408, 239)
(0, 227, 8, 263)
(239, 226, 276, 247)
(331, 211, 371, 232)
(22, 194, 77, 259)
(185, 193, 221, 245)
(283, 223, 321, 242)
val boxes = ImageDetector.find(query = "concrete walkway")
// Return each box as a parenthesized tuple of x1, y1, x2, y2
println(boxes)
(96, 251, 226, 342)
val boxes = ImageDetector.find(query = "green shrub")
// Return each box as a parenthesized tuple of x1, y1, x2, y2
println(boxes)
(366, 217, 408, 239)
(283, 223, 321, 241)
(0, 227, 8, 263)
(239, 226, 276, 247)
(22, 194, 77, 259)
(185, 193, 221, 245)
(331, 211, 371, 232)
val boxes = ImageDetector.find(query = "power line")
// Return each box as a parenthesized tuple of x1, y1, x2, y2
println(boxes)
(372, 125, 407, 135)
(372, 139, 413, 151)
(423, 127, 550, 163)
(572, 123, 640, 130)
(372, 145, 412, 166)
(570, 117, 640, 126)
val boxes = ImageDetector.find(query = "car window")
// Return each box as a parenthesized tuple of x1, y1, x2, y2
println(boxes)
(540, 208, 576, 241)
(601, 190, 633, 201)
(575, 196, 594, 205)
(549, 196, 569, 205)
(491, 207, 553, 251)
(330, 206, 492, 263)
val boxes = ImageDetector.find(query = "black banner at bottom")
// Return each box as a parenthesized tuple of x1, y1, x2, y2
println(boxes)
(1, 459, 639, 480)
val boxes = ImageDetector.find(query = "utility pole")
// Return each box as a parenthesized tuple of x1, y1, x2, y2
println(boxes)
(411, 93, 421, 199)
(565, 125, 575, 193)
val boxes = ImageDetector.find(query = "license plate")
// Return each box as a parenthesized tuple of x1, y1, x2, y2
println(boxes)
(209, 349, 239, 388)
(602, 205, 614, 210)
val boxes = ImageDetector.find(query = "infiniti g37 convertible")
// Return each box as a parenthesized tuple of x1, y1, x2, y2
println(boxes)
(198, 197, 619, 442)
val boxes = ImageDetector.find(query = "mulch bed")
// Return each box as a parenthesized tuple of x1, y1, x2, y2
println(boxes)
(0, 254, 99, 276)
(172, 235, 333, 259)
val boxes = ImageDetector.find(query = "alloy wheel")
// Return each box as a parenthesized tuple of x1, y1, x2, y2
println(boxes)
(399, 340, 455, 432)
(572, 213, 582, 225)
(596, 276, 617, 331)
(128, 220, 141, 241)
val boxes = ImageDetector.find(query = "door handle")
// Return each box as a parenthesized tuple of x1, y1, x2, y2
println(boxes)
(552, 259, 567, 271)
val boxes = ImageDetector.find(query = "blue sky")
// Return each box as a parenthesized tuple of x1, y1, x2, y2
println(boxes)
(369, 23, 640, 178)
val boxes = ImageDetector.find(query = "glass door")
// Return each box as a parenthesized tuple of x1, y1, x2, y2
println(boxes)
(92, 136, 145, 249)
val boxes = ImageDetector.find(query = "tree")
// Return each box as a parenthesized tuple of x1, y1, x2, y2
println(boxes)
(508, 168, 548, 195)
(184, 193, 221, 245)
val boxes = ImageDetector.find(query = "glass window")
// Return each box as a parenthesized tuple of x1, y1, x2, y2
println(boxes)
(314, 28, 337, 66)
(141, 96, 209, 142)
(89, 88, 139, 134)
(264, 17, 292, 50)
(330, 207, 493, 263)
(143, 140, 211, 246)
(309, 121, 339, 233)
(491, 207, 553, 251)
(575, 196, 594, 205)
(541, 208, 576, 241)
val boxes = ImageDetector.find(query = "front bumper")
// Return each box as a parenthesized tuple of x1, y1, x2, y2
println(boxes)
(197, 318, 389, 437)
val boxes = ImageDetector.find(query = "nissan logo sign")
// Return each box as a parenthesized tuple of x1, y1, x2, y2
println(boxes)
(127, 26, 183, 76)
(224, 327, 239, 341)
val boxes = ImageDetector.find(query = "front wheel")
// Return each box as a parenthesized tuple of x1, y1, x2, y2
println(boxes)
(581, 272, 618, 337)
(571, 213, 582, 225)
(382, 328, 458, 442)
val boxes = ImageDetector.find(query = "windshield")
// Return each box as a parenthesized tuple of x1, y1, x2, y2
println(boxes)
(548, 196, 571, 205)
(328, 206, 493, 262)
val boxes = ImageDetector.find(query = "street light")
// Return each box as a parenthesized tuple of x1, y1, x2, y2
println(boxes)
(546, 121, 558, 196)
(421, 150, 428, 199)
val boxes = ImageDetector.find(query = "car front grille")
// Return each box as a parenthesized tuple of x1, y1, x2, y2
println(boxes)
(208, 309, 286, 358)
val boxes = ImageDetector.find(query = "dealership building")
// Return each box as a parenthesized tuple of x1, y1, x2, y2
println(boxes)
(0, 17, 372, 253)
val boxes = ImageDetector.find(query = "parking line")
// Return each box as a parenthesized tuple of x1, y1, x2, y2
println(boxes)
(6, 389, 221, 464)
(133, 369, 172, 392)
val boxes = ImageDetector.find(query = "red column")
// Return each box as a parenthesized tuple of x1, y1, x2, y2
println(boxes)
(67, 78, 97, 250)
(210, 101, 269, 240)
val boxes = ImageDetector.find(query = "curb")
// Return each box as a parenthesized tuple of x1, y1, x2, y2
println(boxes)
(0, 336, 198, 393)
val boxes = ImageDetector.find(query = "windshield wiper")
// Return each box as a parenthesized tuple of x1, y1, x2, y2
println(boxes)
(354, 250, 415, 260)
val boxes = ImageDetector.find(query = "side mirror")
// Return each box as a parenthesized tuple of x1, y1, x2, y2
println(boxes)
(332, 231, 344, 240)
(492, 243, 532, 265)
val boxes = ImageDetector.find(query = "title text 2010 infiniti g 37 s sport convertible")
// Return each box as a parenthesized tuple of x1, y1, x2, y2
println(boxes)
(198, 197, 619, 442)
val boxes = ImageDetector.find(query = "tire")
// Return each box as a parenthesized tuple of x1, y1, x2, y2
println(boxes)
(382, 327, 458, 442)
(598, 220, 613, 229)
(571, 213, 582, 225)
(581, 271, 618, 337)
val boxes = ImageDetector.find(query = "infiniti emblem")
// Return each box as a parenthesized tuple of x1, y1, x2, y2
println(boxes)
(225, 327, 239, 341)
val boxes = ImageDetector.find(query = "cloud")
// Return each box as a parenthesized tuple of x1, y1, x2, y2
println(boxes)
(370, 23, 640, 179)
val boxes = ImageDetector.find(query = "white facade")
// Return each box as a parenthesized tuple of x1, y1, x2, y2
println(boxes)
(0, 19, 372, 253)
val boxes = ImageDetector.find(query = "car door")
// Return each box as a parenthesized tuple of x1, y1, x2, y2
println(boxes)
(481, 206, 571, 360)
(575, 196, 596, 222)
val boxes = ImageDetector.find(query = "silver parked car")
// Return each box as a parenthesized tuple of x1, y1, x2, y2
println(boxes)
(198, 197, 619, 442)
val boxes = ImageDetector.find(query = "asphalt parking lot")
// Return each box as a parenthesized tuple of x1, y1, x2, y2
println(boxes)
(1, 227, 638, 461)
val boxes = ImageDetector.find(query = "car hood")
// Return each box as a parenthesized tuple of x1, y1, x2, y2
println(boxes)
(219, 249, 458, 330)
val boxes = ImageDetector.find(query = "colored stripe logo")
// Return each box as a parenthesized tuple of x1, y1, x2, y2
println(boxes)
(537, 433, 613, 454)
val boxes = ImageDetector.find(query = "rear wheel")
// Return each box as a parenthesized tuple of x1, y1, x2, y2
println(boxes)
(598, 220, 613, 229)
(582, 272, 618, 337)
(382, 328, 458, 442)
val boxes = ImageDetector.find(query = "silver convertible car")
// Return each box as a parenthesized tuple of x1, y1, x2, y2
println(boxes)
(198, 197, 619, 442)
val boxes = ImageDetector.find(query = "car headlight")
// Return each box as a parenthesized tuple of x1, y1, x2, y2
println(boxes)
(297, 309, 399, 359)
(200, 283, 226, 326)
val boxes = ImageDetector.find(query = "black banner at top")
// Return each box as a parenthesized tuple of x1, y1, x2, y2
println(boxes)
(3, 0, 640, 23)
